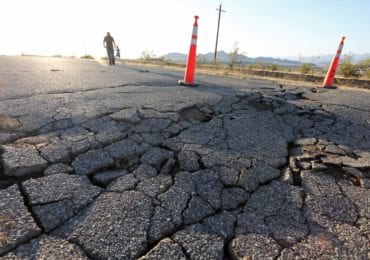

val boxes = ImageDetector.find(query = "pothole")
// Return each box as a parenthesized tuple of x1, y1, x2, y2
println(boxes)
(247, 101, 272, 111)
(179, 107, 212, 123)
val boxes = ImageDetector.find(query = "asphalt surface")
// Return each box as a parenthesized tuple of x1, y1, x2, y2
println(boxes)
(0, 56, 369, 259)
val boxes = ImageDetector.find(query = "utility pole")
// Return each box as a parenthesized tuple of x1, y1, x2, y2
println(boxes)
(214, 4, 226, 64)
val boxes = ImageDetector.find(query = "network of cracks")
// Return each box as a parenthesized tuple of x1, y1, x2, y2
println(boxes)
(0, 86, 369, 259)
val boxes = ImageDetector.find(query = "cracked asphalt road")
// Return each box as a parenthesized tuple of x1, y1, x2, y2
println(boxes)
(0, 56, 369, 259)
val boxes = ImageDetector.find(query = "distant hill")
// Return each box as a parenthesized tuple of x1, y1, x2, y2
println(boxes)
(164, 51, 369, 68)
(163, 51, 301, 67)
(251, 56, 301, 67)
(287, 53, 370, 67)
(164, 52, 187, 61)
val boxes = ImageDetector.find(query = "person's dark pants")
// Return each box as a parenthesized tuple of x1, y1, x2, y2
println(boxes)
(106, 48, 115, 65)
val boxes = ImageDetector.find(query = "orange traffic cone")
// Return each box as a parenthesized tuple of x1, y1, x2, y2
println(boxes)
(179, 16, 199, 87)
(323, 36, 346, 89)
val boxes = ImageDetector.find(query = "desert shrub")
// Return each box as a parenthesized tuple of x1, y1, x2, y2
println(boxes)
(269, 64, 279, 71)
(140, 50, 155, 61)
(80, 54, 94, 59)
(339, 61, 356, 77)
(300, 63, 313, 74)
(338, 53, 358, 77)
(357, 58, 370, 79)
(229, 42, 240, 68)
(249, 62, 262, 69)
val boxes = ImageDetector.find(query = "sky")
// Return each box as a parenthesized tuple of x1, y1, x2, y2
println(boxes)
(0, 0, 369, 61)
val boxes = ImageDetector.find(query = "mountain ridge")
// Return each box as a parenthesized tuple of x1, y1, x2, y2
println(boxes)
(163, 51, 370, 67)
(163, 51, 301, 67)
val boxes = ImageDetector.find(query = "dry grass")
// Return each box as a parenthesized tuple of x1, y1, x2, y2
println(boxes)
(121, 59, 370, 91)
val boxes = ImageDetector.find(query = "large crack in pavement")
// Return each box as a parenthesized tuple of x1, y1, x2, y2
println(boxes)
(0, 83, 143, 102)
(1, 83, 369, 258)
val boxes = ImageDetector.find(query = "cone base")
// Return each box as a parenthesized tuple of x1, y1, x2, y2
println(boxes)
(178, 80, 198, 87)
(323, 85, 338, 89)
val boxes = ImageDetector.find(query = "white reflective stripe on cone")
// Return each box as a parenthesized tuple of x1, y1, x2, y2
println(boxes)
(335, 45, 344, 58)
(192, 26, 198, 36)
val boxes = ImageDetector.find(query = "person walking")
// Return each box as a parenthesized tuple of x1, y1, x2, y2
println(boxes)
(103, 32, 116, 65)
